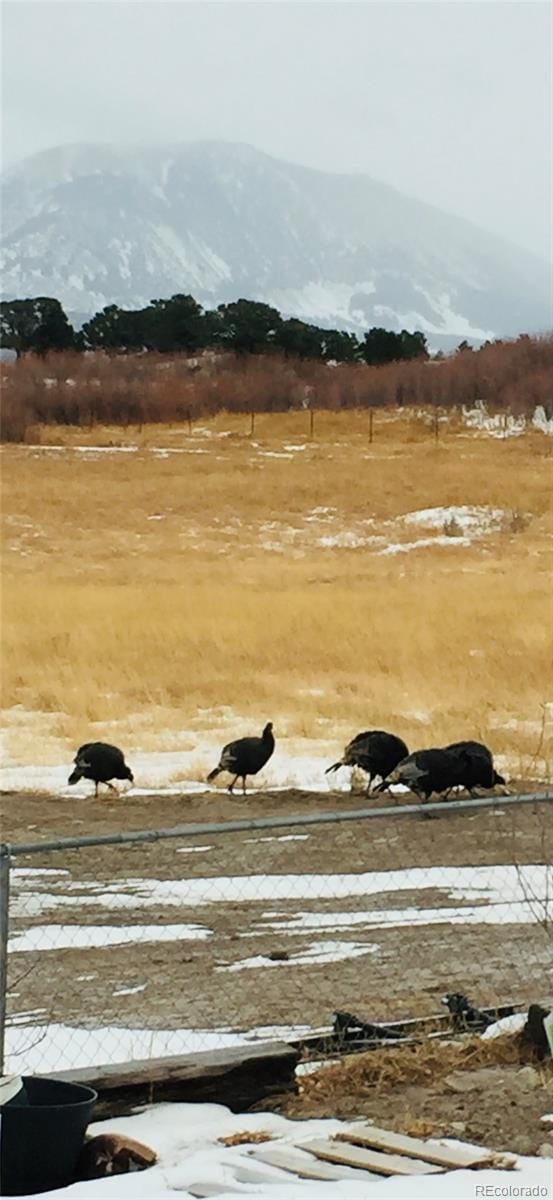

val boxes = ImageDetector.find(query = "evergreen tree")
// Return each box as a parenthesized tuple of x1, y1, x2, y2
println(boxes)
(0, 297, 76, 353)
(362, 326, 428, 365)
(143, 294, 207, 352)
(362, 327, 403, 365)
(215, 299, 282, 354)
(276, 318, 325, 359)
(321, 329, 361, 363)
(82, 305, 146, 350)
(399, 329, 429, 360)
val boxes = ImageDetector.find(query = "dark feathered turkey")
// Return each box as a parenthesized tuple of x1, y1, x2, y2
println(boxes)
(377, 747, 462, 801)
(326, 730, 409, 792)
(68, 742, 134, 797)
(207, 722, 275, 794)
(444, 740, 506, 793)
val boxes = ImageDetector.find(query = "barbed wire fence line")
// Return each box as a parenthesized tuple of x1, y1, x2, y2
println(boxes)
(1, 792, 552, 1077)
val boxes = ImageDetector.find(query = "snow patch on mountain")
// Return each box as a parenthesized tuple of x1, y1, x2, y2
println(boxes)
(266, 279, 377, 328)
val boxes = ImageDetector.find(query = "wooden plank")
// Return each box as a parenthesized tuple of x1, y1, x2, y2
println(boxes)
(43, 1041, 299, 1118)
(251, 1144, 381, 1182)
(188, 1185, 242, 1198)
(299, 1138, 444, 1177)
(336, 1124, 496, 1169)
(45, 1041, 296, 1090)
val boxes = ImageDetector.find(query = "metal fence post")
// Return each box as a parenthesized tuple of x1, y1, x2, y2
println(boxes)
(0, 843, 11, 1075)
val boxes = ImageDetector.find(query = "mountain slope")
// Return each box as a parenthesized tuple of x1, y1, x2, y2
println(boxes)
(1, 141, 550, 347)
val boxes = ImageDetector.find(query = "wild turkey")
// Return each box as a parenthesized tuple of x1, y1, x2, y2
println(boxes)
(68, 742, 134, 797)
(376, 747, 462, 802)
(207, 722, 275, 795)
(326, 730, 408, 792)
(445, 740, 506, 794)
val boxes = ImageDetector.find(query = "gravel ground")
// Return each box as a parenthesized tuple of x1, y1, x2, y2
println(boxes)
(3, 786, 552, 1066)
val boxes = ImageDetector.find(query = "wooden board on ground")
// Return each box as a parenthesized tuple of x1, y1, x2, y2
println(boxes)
(251, 1143, 381, 1182)
(299, 1138, 444, 1177)
(45, 1041, 299, 1118)
(188, 1185, 242, 1198)
(336, 1124, 506, 1169)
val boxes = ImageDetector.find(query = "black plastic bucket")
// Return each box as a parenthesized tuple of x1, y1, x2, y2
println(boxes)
(0, 1076, 97, 1195)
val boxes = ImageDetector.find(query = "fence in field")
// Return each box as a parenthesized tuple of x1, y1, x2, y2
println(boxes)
(1, 792, 552, 1076)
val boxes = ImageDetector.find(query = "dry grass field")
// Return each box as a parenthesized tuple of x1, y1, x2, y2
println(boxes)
(1, 408, 552, 784)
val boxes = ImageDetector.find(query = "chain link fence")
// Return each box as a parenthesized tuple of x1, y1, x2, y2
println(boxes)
(2, 794, 552, 1076)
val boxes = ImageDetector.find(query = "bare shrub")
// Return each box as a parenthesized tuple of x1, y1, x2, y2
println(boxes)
(443, 516, 464, 538)
(505, 509, 531, 534)
(2, 333, 552, 442)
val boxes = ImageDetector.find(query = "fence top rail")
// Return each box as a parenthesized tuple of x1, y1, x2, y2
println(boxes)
(1, 790, 551, 858)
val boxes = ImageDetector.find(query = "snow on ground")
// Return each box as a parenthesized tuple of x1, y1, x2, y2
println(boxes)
(0, 739, 355, 794)
(9, 922, 211, 953)
(402, 505, 504, 532)
(245, 835, 310, 844)
(480, 1012, 528, 1040)
(12, 863, 551, 919)
(379, 535, 472, 555)
(16, 1102, 552, 1200)
(0, 709, 521, 793)
(258, 894, 553, 930)
(176, 844, 215, 854)
(0, 713, 354, 795)
(26, 444, 140, 454)
(5, 1023, 314, 1073)
(219, 940, 380, 972)
(8, 861, 551, 1070)
(533, 405, 553, 435)
(462, 403, 553, 437)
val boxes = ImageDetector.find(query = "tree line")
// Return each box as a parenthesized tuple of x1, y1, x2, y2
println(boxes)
(0, 294, 430, 365)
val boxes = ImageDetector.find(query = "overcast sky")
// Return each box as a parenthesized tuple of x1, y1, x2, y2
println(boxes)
(2, 1, 551, 260)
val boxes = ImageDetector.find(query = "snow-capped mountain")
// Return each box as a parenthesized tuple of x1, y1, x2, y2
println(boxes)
(1, 141, 550, 347)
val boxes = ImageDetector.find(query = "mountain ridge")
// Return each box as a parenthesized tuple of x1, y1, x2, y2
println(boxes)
(1, 140, 550, 348)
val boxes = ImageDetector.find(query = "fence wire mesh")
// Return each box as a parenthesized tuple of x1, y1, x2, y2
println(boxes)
(3, 796, 552, 1075)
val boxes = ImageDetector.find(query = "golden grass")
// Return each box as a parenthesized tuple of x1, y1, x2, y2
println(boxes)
(290, 1031, 550, 1112)
(217, 1131, 274, 1146)
(1, 410, 552, 773)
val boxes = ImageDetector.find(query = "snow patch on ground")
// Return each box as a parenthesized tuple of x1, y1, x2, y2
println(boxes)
(26, 444, 140, 454)
(5, 1022, 312, 1073)
(379, 536, 472, 555)
(462, 403, 553, 438)
(245, 835, 310, 844)
(10, 1100, 550, 1199)
(480, 1012, 528, 1039)
(533, 404, 553, 434)
(0, 735, 351, 796)
(402, 505, 503, 532)
(9, 922, 211, 953)
(220, 940, 379, 972)
(261, 901, 549, 931)
(175, 844, 214, 854)
(11, 863, 552, 920)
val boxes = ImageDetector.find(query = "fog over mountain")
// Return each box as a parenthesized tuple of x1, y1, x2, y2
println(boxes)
(1, 140, 551, 349)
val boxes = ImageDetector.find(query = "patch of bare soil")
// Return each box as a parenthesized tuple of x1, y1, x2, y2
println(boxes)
(280, 1036, 553, 1156)
(3, 787, 552, 1051)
